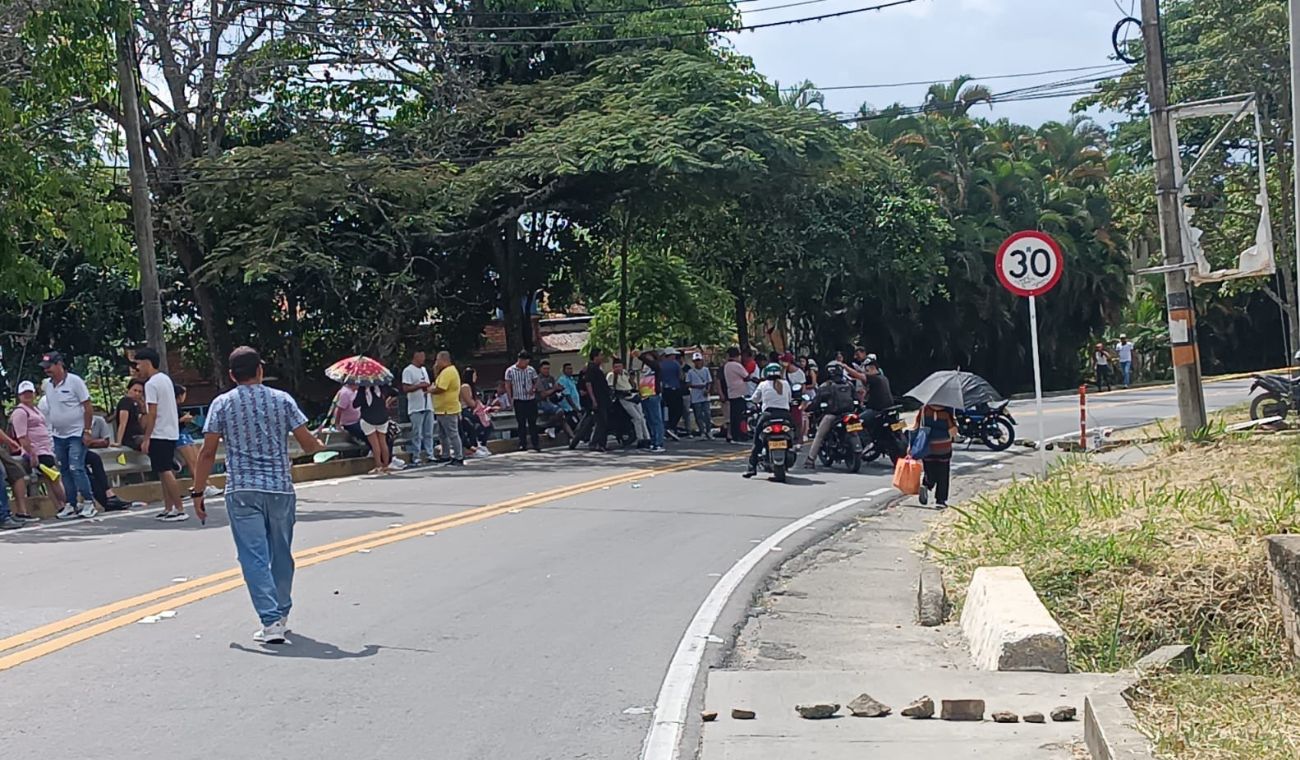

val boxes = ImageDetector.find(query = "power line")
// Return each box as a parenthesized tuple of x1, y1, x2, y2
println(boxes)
(786, 63, 1127, 92)
(157, 0, 926, 48)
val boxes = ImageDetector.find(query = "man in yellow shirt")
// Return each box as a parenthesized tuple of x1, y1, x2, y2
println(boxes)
(431, 351, 464, 466)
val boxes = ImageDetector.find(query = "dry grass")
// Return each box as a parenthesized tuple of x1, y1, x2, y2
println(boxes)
(926, 407, 1300, 674)
(1130, 674, 1300, 760)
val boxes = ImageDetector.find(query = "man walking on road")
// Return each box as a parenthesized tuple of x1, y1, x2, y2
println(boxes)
(505, 351, 542, 452)
(1115, 335, 1135, 388)
(401, 350, 434, 464)
(192, 347, 324, 644)
(39, 352, 97, 519)
(431, 350, 464, 466)
(133, 348, 187, 522)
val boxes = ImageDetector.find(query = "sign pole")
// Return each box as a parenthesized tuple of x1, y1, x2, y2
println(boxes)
(1028, 295, 1048, 476)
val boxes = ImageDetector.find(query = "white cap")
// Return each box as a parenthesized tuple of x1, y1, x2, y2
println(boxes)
(17, 380, 36, 395)
(691, 352, 704, 361)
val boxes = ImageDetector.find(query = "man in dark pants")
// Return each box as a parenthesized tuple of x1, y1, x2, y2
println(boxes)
(505, 351, 541, 452)
(573, 349, 611, 452)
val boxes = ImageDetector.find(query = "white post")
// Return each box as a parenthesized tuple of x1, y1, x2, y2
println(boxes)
(1290, 0, 1300, 353)
(1028, 295, 1048, 476)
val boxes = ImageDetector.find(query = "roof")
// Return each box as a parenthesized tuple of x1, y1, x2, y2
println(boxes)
(539, 330, 589, 353)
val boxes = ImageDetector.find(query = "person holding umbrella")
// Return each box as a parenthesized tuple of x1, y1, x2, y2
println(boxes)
(904, 371, 965, 509)
(326, 355, 396, 474)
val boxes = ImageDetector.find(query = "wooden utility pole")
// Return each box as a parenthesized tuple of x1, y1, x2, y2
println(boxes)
(116, 28, 168, 371)
(1140, 0, 1206, 433)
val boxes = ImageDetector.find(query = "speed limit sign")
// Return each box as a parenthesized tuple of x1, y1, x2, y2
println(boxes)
(996, 231, 1064, 298)
(995, 230, 1064, 477)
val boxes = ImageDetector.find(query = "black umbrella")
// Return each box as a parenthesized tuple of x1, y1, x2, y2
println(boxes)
(957, 372, 1004, 408)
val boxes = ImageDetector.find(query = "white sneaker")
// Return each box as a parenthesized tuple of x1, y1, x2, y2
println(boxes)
(475, 448, 492, 458)
(666, 429, 681, 441)
(56, 505, 78, 520)
(253, 619, 287, 644)
(546, 428, 557, 439)
(203, 485, 221, 498)
(161, 511, 189, 522)
(78, 502, 97, 518)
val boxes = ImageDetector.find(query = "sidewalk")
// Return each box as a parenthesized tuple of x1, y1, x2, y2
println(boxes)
(702, 452, 1116, 760)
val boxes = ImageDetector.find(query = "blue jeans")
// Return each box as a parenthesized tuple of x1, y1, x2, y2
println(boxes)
(692, 401, 712, 437)
(643, 394, 665, 448)
(0, 481, 10, 522)
(227, 491, 297, 626)
(407, 409, 435, 460)
(1120, 361, 1132, 387)
(54, 436, 94, 507)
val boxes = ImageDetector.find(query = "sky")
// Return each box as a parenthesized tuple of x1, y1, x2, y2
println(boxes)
(730, 0, 1134, 126)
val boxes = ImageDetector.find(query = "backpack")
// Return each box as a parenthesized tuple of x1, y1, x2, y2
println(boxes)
(823, 381, 856, 415)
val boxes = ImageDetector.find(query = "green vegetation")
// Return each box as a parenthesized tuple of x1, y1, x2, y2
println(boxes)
(1131, 674, 1300, 760)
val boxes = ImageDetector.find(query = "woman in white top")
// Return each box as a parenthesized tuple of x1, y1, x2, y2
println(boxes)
(744, 363, 792, 478)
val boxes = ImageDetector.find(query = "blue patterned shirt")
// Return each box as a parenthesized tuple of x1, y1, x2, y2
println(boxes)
(203, 384, 308, 494)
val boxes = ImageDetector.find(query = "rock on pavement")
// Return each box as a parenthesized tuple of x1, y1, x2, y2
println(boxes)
(847, 693, 891, 718)
(795, 703, 840, 720)
(901, 696, 935, 719)
(940, 699, 985, 722)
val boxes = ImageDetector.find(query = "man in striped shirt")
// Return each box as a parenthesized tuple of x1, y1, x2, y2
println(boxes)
(504, 351, 542, 452)
(192, 346, 325, 644)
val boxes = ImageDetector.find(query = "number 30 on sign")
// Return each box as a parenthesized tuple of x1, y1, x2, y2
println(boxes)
(995, 230, 1064, 298)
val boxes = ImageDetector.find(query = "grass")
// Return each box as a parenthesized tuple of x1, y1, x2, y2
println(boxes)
(1130, 675, 1300, 760)
(927, 406, 1300, 674)
(927, 405, 1300, 757)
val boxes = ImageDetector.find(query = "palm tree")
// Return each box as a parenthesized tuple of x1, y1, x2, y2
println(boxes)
(923, 76, 994, 118)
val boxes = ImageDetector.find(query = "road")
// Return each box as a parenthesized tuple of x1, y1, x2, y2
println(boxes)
(0, 378, 1252, 760)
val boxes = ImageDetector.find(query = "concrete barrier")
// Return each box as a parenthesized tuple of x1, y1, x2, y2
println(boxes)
(1267, 535, 1300, 660)
(960, 566, 1069, 673)
(1084, 692, 1155, 760)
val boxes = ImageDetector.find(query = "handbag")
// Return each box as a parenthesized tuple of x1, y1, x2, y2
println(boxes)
(909, 425, 931, 460)
(892, 456, 923, 496)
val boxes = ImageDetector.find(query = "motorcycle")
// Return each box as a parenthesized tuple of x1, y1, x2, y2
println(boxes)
(859, 405, 908, 465)
(747, 403, 798, 483)
(1249, 371, 1300, 422)
(814, 402, 864, 473)
(955, 400, 1017, 451)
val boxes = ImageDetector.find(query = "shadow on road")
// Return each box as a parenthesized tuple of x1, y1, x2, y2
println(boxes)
(230, 633, 382, 660)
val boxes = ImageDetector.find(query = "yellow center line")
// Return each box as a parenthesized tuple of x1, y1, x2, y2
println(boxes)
(0, 452, 742, 672)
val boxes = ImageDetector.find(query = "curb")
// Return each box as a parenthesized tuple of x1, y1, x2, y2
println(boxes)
(1084, 691, 1155, 760)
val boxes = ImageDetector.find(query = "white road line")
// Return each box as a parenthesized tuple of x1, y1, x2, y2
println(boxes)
(866, 487, 892, 497)
(640, 496, 867, 760)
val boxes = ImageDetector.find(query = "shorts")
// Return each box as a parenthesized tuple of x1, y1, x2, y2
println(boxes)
(177, 430, 195, 447)
(0, 449, 26, 484)
(148, 438, 179, 474)
(360, 419, 387, 436)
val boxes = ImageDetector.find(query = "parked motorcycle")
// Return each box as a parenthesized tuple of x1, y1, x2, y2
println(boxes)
(955, 400, 1017, 451)
(859, 405, 908, 465)
(1249, 372, 1300, 422)
(814, 402, 864, 473)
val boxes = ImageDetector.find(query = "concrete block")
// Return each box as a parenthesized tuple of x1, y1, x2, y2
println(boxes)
(917, 561, 950, 627)
(1084, 692, 1155, 760)
(1267, 535, 1300, 660)
(940, 699, 985, 721)
(960, 566, 1069, 673)
(1134, 644, 1195, 674)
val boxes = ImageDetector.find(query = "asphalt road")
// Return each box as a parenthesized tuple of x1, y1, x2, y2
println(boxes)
(0, 378, 1254, 760)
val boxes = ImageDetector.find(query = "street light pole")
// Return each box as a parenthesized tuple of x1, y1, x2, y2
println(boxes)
(1140, 0, 1206, 434)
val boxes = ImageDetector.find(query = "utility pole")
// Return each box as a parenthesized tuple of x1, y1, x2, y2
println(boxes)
(1289, 0, 1300, 358)
(1140, 0, 1206, 433)
(116, 28, 169, 371)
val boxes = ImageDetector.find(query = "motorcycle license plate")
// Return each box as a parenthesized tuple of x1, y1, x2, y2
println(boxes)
(769, 440, 788, 450)
(890, 421, 906, 431)
(846, 423, 863, 432)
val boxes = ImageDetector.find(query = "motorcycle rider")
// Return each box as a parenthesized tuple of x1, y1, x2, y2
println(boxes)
(861, 358, 894, 425)
(802, 361, 857, 470)
(743, 363, 792, 479)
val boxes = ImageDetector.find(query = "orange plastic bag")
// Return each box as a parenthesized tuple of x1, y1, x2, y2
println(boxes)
(892, 456, 922, 495)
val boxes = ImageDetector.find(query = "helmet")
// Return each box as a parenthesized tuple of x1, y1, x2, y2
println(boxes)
(826, 361, 846, 381)
(763, 363, 783, 380)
